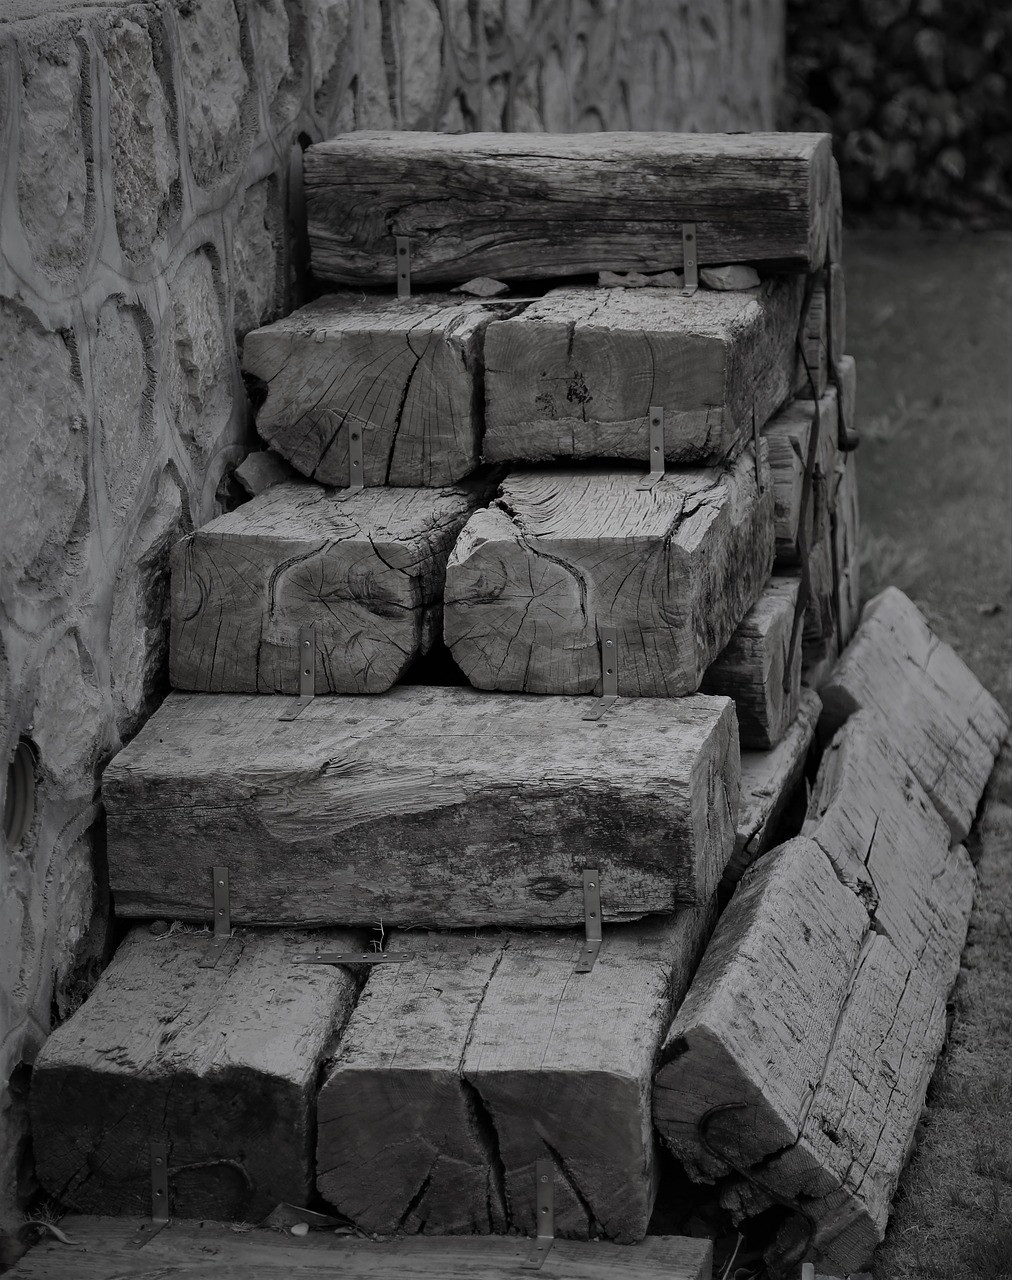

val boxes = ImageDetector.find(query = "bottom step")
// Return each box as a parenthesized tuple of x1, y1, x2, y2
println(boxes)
(8, 1217, 713, 1279)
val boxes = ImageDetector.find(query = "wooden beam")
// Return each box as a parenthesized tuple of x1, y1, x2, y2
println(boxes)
(29, 928, 363, 1220)
(482, 279, 803, 467)
(304, 131, 837, 286)
(170, 481, 485, 695)
(104, 688, 740, 926)
(830, 454, 860, 650)
(761, 388, 840, 565)
(701, 577, 801, 749)
(819, 587, 1009, 841)
(443, 449, 775, 697)
(317, 910, 715, 1242)
(242, 293, 518, 488)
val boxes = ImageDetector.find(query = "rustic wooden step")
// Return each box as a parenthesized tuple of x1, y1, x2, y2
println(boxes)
(29, 927, 363, 1220)
(820, 587, 1009, 840)
(305, 131, 837, 286)
(170, 481, 487, 695)
(830, 452, 860, 650)
(316, 911, 715, 1242)
(761, 388, 841, 564)
(103, 688, 740, 926)
(652, 836, 869, 1182)
(481, 279, 803, 467)
(803, 709, 974, 991)
(444, 449, 774, 697)
(701, 577, 801, 749)
(7, 1218, 713, 1279)
(725, 687, 821, 892)
(242, 293, 518, 488)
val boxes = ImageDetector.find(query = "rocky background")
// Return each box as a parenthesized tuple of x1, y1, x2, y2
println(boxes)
(783, 0, 1012, 226)
(0, 0, 785, 1227)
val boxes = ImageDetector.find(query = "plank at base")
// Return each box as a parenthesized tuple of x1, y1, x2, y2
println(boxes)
(170, 482, 486, 694)
(6, 1219, 712, 1280)
(305, 130, 836, 286)
(444, 449, 774, 697)
(317, 910, 715, 1242)
(29, 928, 362, 1220)
(104, 688, 739, 926)
(482, 280, 802, 466)
(819, 586, 1009, 840)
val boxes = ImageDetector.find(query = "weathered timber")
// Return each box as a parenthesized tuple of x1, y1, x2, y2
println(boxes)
(795, 265, 846, 400)
(702, 577, 801, 749)
(305, 132, 837, 285)
(761, 388, 840, 563)
(830, 454, 860, 649)
(444, 448, 775, 697)
(7, 1218, 713, 1280)
(725, 688, 821, 892)
(820, 586, 1009, 840)
(652, 837, 869, 1182)
(317, 909, 715, 1242)
(242, 293, 518, 487)
(103, 688, 740, 926)
(170, 481, 485, 695)
(29, 927, 362, 1219)
(803, 710, 975, 990)
(726, 934, 947, 1276)
(482, 280, 803, 466)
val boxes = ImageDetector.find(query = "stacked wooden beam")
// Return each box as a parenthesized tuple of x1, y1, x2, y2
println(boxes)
(29, 131, 1009, 1276)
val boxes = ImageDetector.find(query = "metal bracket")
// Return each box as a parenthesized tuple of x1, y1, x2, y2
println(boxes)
(582, 624, 619, 721)
(294, 951, 410, 966)
(681, 223, 699, 296)
(522, 1160, 555, 1269)
(127, 1141, 170, 1248)
(637, 405, 666, 489)
(396, 236, 411, 298)
(197, 867, 232, 969)
(279, 624, 316, 722)
(347, 429, 364, 494)
(574, 869, 603, 973)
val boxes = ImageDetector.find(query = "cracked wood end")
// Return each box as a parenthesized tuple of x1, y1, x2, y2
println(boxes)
(242, 293, 519, 488)
(482, 279, 803, 467)
(444, 448, 775, 697)
(702, 577, 802, 749)
(304, 131, 837, 285)
(316, 910, 715, 1242)
(103, 687, 740, 926)
(819, 586, 1009, 841)
(652, 836, 869, 1183)
(29, 927, 364, 1220)
(761, 387, 841, 565)
(169, 480, 487, 695)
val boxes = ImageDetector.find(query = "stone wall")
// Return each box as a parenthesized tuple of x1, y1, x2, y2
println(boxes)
(0, 0, 785, 1226)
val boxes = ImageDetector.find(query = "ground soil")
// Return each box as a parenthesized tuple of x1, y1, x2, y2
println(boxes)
(845, 230, 1012, 1279)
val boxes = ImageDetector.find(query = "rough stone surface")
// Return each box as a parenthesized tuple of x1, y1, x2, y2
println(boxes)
(176, 0, 252, 186)
(232, 176, 281, 336)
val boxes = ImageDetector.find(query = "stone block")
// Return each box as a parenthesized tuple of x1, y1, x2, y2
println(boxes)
(31, 632, 104, 793)
(232, 176, 281, 336)
(250, 0, 302, 130)
(306, 0, 352, 121)
(175, 0, 252, 186)
(166, 249, 231, 466)
(395, 0, 443, 128)
(93, 295, 157, 524)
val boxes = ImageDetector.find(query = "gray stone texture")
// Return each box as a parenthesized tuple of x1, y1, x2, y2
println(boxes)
(0, 0, 785, 1228)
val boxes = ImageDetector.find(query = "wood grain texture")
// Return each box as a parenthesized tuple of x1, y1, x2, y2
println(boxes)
(305, 132, 837, 285)
(725, 688, 821, 891)
(170, 481, 485, 695)
(761, 388, 841, 564)
(830, 454, 860, 649)
(6, 1219, 713, 1280)
(803, 710, 975, 991)
(726, 934, 947, 1276)
(103, 688, 740, 926)
(444, 448, 775, 697)
(482, 279, 803, 466)
(29, 928, 363, 1220)
(819, 587, 1009, 841)
(652, 836, 869, 1183)
(317, 911, 715, 1242)
(702, 577, 801, 749)
(242, 293, 518, 487)
(794, 267, 845, 400)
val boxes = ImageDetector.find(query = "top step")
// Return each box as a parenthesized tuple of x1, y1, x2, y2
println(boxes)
(305, 132, 838, 287)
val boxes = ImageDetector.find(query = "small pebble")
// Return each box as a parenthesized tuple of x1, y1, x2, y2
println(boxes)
(290, 1222, 310, 1237)
(700, 264, 761, 290)
(452, 276, 510, 298)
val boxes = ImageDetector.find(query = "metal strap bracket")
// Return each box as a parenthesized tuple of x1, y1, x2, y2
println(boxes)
(279, 624, 316, 721)
(197, 867, 232, 969)
(127, 1141, 170, 1248)
(347, 428, 364, 494)
(396, 236, 411, 298)
(637, 406, 666, 489)
(522, 1160, 555, 1269)
(681, 222, 699, 296)
(582, 624, 619, 721)
(575, 869, 603, 973)
(294, 951, 411, 966)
